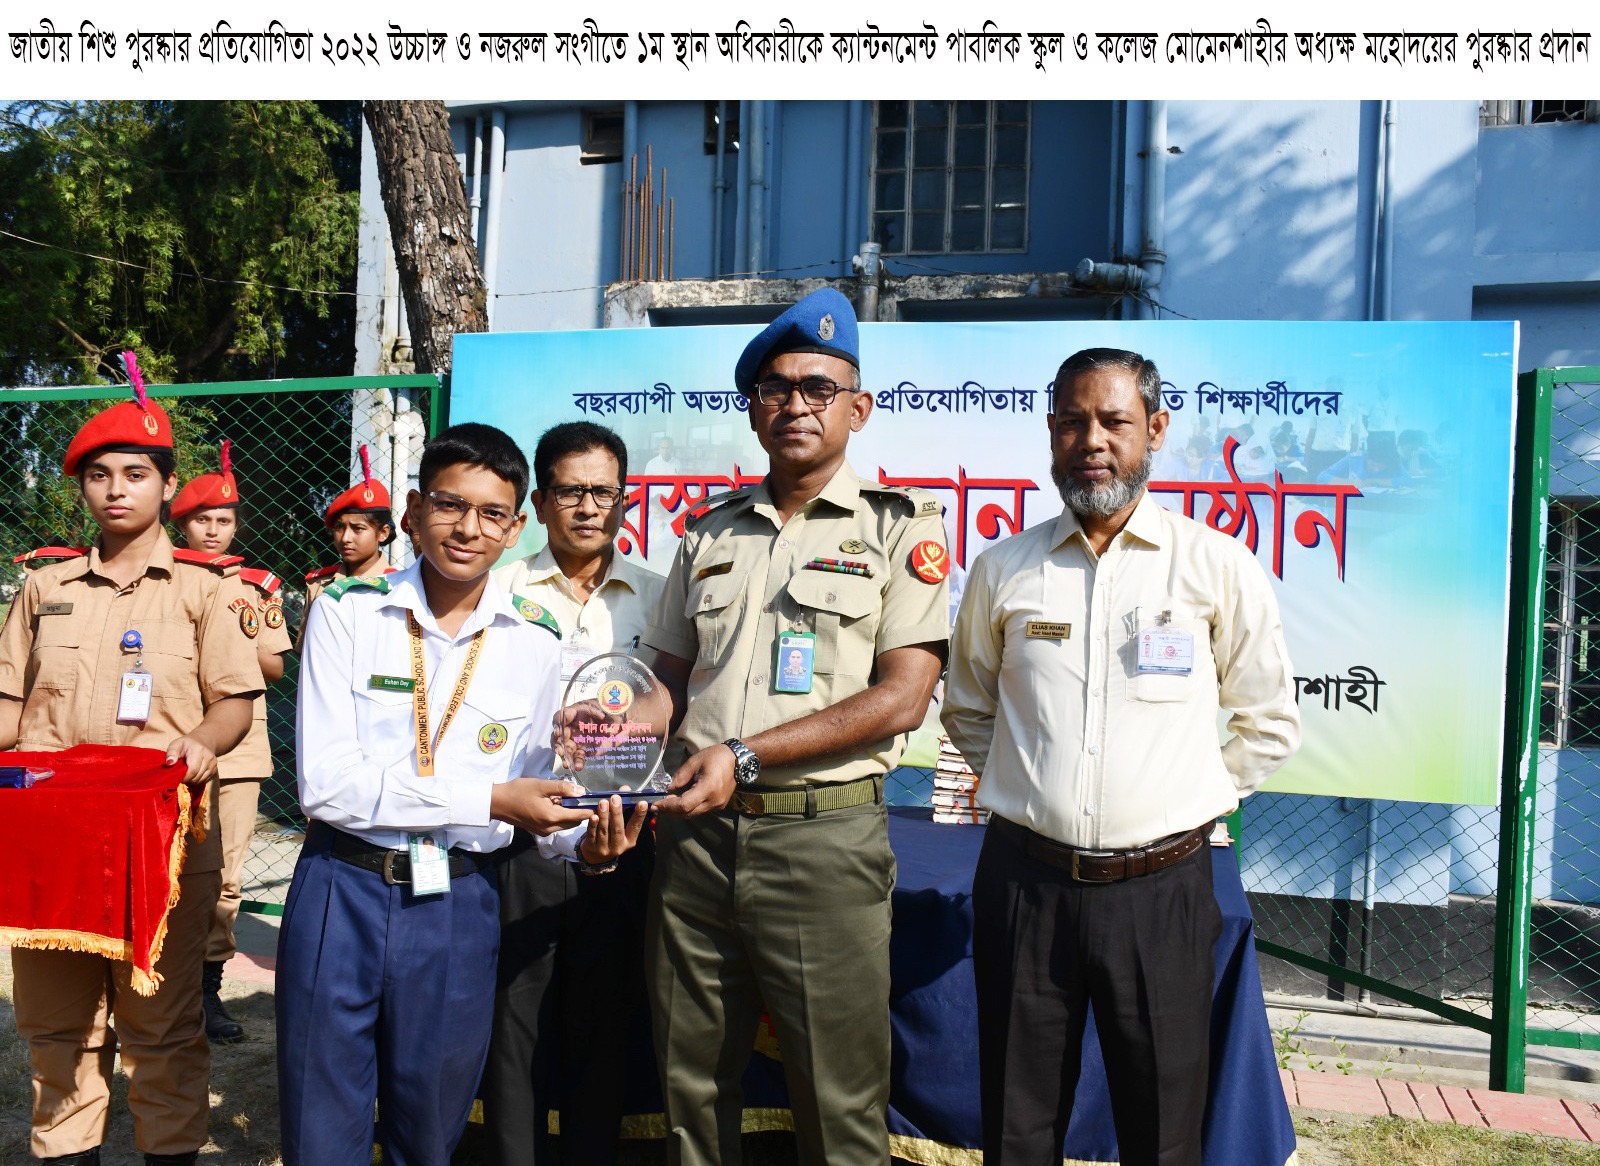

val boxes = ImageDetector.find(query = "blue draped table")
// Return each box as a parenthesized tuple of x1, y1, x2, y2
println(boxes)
(611, 807, 1297, 1165)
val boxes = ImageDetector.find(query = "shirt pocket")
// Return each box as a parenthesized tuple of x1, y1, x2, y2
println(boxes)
(30, 613, 81, 693)
(457, 689, 532, 775)
(786, 571, 880, 678)
(143, 617, 199, 709)
(353, 676, 417, 762)
(685, 567, 748, 667)
(1126, 614, 1216, 704)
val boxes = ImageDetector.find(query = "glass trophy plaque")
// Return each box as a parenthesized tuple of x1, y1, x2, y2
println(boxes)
(554, 652, 671, 805)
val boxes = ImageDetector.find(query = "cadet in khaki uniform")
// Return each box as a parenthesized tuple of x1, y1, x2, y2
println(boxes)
(0, 364, 263, 1166)
(300, 444, 395, 647)
(170, 440, 294, 1044)
(644, 289, 951, 1166)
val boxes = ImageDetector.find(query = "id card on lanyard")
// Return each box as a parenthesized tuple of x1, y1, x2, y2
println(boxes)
(116, 629, 153, 724)
(405, 611, 486, 895)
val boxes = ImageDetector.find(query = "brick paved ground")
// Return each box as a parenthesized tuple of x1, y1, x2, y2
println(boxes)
(1283, 1066, 1600, 1142)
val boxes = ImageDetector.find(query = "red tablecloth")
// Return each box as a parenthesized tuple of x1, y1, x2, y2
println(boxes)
(0, 745, 196, 995)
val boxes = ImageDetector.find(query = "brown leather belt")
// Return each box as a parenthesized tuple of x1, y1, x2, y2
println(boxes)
(989, 815, 1209, 884)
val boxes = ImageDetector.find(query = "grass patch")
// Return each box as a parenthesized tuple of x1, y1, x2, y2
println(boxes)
(1296, 1114, 1600, 1164)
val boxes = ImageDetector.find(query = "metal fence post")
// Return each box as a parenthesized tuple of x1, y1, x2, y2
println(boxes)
(1490, 368, 1554, 1092)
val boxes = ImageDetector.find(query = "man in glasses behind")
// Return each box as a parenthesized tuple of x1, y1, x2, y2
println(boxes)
(485, 421, 666, 1166)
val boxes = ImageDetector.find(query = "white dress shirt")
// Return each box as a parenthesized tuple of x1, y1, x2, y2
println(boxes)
(296, 559, 562, 853)
(941, 493, 1300, 851)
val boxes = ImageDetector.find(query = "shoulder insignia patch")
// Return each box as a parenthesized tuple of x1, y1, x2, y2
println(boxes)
(263, 597, 285, 630)
(325, 575, 391, 601)
(910, 539, 951, 584)
(513, 595, 561, 638)
(240, 567, 284, 596)
(14, 546, 88, 567)
(305, 563, 342, 584)
(228, 596, 260, 638)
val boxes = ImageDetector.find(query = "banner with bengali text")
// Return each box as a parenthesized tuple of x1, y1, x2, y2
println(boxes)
(453, 320, 1518, 805)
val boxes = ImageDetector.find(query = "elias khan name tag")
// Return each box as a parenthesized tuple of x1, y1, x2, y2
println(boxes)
(1025, 621, 1071, 640)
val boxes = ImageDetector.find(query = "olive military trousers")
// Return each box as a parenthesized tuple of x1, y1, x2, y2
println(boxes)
(647, 797, 894, 1166)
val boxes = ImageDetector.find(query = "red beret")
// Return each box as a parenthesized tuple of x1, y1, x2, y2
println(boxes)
(171, 439, 240, 521)
(63, 352, 172, 476)
(325, 444, 391, 527)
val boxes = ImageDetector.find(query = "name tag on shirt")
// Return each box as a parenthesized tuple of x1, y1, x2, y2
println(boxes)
(38, 603, 74, 616)
(407, 832, 451, 896)
(1137, 627, 1195, 675)
(117, 670, 153, 723)
(1025, 621, 1071, 640)
(369, 675, 416, 693)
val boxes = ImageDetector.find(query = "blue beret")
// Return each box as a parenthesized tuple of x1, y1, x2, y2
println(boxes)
(734, 288, 859, 396)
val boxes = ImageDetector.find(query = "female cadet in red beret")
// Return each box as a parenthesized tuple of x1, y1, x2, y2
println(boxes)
(299, 444, 396, 648)
(0, 353, 264, 1166)
(170, 440, 293, 1045)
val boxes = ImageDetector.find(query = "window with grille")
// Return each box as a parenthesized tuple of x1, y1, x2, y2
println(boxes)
(1542, 502, 1600, 747)
(1480, 100, 1597, 127)
(870, 100, 1029, 255)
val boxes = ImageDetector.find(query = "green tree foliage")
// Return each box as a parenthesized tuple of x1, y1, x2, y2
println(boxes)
(0, 100, 359, 386)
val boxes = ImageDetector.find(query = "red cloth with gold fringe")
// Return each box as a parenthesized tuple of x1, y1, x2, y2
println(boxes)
(0, 745, 198, 995)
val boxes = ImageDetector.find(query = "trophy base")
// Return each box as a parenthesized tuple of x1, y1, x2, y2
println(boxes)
(563, 789, 671, 808)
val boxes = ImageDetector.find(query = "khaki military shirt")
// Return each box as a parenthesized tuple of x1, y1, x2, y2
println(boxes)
(645, 462, 951, 787)
(217, 570, 293, 781)
(0, 533, 267, 871)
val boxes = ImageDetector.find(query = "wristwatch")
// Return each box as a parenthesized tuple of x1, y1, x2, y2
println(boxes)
(723, 738, 762, 786)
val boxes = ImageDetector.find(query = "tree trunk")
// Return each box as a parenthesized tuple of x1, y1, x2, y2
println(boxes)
(363, 100, 487, 374)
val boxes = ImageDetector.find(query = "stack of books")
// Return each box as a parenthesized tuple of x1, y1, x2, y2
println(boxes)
(931, 736, 987, 825)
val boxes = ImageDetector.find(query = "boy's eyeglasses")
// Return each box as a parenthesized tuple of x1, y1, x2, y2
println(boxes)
(424, 491, 517, 538)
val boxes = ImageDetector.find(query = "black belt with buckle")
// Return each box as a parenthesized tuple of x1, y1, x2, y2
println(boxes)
(310, 821, 493, 886)
(989, 815, 1209, 884)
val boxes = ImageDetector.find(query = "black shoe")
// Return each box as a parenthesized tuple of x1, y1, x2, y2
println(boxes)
(202, 959, 244, 1044)
(144, 1155, 198, 1166)
(39, 1151, 100, 1165)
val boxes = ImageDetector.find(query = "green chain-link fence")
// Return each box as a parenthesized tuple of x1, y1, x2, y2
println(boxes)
(1234, 367, 1600, 1093)
(0, 374, 441, 918)
(1524, 367, 1600, 1071)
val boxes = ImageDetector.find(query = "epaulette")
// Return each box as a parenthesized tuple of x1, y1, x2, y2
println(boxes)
(13, 546, 87, 567)
(684, 486, 755, 530)
(305, 563, 341, 584)
(240, 566, 284, 596)
(172, 548, 245, 573)
(324, 575, 391, 601)
(512, 594, 561, 639)
(862, 481, 944, 520)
